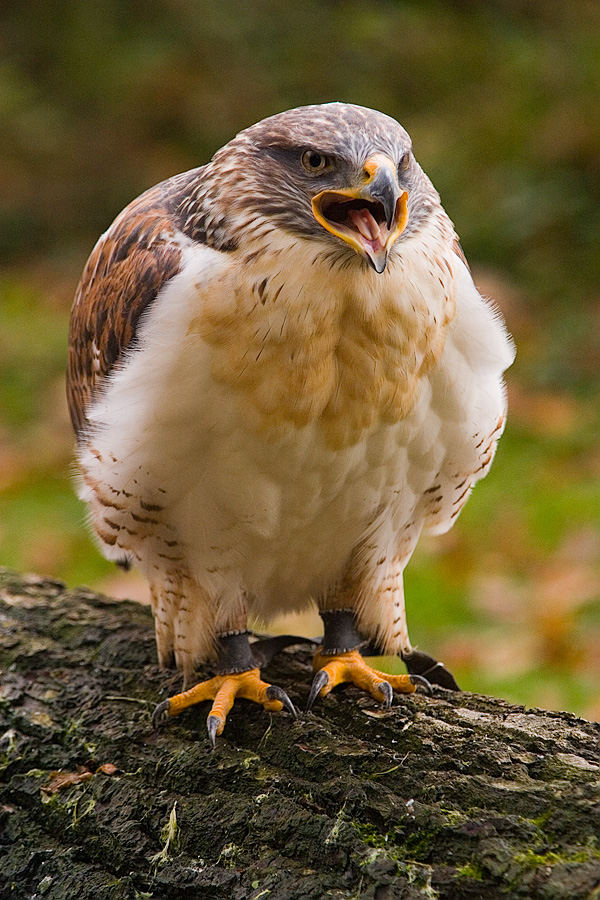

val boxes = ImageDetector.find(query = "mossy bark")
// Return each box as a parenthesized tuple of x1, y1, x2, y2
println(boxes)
(1, 568, 599, 900)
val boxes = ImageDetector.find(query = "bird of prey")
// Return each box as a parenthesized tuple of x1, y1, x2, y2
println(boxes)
(67, 103, 514, 744)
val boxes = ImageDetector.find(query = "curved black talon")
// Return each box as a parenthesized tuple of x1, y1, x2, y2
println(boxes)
(402, 650, 460, 691)
(152, 699, 171, 729)
(378, 680, 393, 708)
(307, 669, 330, 711)
(409, 674, 433, 695)
(266, 684, 298, 718)
(206, 714, 220, 749)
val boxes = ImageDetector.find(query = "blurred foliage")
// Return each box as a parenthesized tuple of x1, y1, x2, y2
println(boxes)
(0, 0, 598, 718)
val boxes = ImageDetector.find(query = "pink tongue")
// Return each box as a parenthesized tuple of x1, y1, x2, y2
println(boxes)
(348, 207, 382, 243)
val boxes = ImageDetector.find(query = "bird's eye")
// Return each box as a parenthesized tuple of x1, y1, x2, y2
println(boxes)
(301, 150, 331, 173)
(398, 151, 411, 173)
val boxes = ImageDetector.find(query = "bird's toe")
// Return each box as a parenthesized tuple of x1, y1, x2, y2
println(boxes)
(151, 667, 296, 744)
(152, 699, 171, 729)
(409, 674, 433, 695)
(307, 669, 331, 711)
(206, 714, 220, 749)
(378, 680, 393, 708)
(309, 649, 420, 709)
(265, 684, 298, 717)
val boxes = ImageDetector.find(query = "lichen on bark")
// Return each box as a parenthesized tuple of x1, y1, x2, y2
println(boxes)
(1, 568, 599, 899)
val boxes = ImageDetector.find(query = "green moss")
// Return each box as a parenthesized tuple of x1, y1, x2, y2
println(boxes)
(514, 845, 600, 870)
(455, 861, 484, 880)
(530, 809, 554, 829)
(400, 829, 439, 861)
(352, 822, 389, 848)
(354, 819, 447, 864)
(439, 808, 468, 827)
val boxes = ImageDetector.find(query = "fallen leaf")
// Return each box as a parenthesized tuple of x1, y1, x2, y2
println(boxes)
(42, 761, 118, 793)
(96, 762, 118, 775)
(43, 768, 93, 794)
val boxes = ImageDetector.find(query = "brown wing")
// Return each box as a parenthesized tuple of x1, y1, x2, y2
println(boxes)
(67, 184, 185, 439)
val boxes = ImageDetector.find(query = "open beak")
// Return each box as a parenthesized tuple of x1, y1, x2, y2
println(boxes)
(311, 153, 408, 273)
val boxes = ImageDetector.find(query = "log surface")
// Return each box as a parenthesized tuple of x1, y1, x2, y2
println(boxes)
(1, 568, 599, 899)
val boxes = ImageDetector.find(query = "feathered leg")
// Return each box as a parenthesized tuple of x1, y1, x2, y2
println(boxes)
(316, 531, 460, 698)
(307, 534, 460, 709)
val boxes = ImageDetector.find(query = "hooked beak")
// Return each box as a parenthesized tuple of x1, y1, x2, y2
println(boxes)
(311, 153, 408, 273)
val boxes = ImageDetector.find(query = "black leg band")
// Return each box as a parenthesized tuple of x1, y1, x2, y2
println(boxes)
(320, 610, 364, 655)
(214, 631, 256, 674)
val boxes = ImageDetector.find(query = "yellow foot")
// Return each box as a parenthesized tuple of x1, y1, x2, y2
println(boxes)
(307, 649, 430, 710)
(152, 668, 296, 746)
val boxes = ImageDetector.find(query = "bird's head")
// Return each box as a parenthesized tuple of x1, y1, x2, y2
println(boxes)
(308, 148, 408, 274)
(213, 103, 437, 273)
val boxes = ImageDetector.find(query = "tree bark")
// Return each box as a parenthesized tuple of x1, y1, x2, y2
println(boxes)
(1, 567, 599, 900)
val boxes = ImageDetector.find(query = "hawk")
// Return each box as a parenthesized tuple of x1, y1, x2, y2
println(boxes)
(67, 103, 514, 744)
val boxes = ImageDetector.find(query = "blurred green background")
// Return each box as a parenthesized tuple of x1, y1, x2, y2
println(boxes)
(1, 1, 598, 718)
